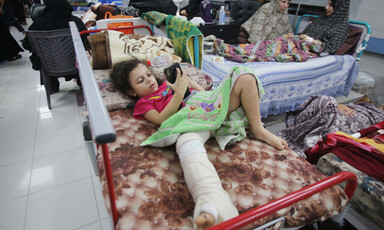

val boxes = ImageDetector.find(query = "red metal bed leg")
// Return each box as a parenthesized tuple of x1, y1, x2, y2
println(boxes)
(207, 171, 357, 230)
(100, 143, 119, 226)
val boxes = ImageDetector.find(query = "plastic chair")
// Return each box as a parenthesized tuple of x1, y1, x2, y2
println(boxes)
(26, 29, 78, 109)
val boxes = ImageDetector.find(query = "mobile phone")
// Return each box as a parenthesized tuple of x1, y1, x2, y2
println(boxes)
(164, 62, 183, 84)
(164, 63, 190, 99)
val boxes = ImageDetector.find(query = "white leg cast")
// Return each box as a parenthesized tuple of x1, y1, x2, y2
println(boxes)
(176, 131, 239, 229)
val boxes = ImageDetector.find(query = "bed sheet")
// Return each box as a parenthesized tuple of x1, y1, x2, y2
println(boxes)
(202, 54, 359, 117)
(97, 109, 349, 230)
(317, 153, 384, 228)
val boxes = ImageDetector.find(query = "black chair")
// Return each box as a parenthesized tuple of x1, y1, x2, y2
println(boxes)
(25, 29, 78, 109)
(230, 1, 261, 25)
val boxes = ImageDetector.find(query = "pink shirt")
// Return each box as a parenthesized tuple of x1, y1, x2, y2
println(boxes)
(133, 82, 174, 120)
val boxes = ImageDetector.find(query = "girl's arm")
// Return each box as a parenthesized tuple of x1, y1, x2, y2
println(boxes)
(188, 78, 205, 91)
(144, 68, 188, 126)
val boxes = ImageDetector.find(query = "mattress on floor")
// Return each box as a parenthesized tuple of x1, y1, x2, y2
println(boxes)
(97, 109, 349, 230)
(317, 152, 384, 228)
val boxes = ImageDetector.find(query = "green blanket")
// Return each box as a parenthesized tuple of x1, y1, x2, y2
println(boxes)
(140, 11, 167, 28)
(141, 66, 264, 149)
(165, 15, 203, 67)
(141, 12, 203, 67)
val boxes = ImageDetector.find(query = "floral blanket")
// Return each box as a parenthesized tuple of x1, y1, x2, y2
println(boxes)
(214, 34, 323, 63)
(86, 30, 181, 69)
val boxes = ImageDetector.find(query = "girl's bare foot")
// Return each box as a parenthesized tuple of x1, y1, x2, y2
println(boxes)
(250, 127, 288, 150)
(195, 212, 216, 230)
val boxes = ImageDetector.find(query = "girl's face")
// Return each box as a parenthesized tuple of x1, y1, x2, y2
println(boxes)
(325, 0, 334, 16)
(278, 0, 290, 13)
(128, 63, 159, 98)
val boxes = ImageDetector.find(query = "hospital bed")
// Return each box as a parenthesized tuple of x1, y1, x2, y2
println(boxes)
(68, 19, 360, 229)
(202, 15, 371, 118)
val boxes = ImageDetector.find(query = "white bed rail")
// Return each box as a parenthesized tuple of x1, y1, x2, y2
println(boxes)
(69, 22, 116, 144)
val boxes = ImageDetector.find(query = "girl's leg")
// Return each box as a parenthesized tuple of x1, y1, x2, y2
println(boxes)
(176, 131, 238, 230)
(228, 74, 288, 150)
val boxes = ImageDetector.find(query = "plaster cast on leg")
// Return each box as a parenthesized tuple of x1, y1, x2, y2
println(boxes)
(176, 132, 238, 229)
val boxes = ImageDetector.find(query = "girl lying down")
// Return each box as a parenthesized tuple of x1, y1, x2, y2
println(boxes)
(110, 59, 287, 229)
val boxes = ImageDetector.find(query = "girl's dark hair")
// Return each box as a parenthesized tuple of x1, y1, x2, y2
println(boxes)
(110, 58, 143, 95)
(110, 58, 162, 99)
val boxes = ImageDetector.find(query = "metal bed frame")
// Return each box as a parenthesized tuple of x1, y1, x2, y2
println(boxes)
(69, 21, 358, 229)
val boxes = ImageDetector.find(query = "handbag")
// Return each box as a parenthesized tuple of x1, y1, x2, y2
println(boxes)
(105, 12, 134, 34)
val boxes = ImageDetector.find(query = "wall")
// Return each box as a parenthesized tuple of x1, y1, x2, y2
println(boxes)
(350, 0, 384, 105)
(349, 0, 384, 39)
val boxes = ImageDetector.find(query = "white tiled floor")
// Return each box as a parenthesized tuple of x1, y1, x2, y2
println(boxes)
(0, 23, 112, 230)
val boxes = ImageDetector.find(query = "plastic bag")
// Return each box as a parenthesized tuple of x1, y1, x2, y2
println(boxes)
(105, 12, 134, 34)
(352, 71, 375, 95)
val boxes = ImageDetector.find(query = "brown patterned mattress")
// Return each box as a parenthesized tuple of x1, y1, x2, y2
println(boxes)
(96, 109, 350, 230)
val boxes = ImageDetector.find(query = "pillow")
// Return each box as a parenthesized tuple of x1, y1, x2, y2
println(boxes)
(94, 69, 136, 111)
(94, 63, 213, 111)
(334, 25, 363, 55)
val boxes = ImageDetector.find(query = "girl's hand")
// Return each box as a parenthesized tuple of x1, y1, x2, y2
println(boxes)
(167, 68, 188, 96)
(188, 78, 205, 91)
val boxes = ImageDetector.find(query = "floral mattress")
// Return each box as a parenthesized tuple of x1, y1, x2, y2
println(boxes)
(97, 109, 349, 230)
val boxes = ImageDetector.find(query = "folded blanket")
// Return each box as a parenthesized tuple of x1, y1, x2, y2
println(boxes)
(87, 31, 110, 69)
(141, 11, 167, 27)
(141, 66, 264, 150)
(214, 34, 323, 63)
(165, 15, 203, 67)
(87, 30, 181, 69)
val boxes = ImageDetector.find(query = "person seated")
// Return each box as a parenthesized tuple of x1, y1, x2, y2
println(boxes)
(299, 0, 350, 55)
(239, 0, 292, 43)
(22, 0, 86, 92)
(0, 7, 23, 63)
(180, 0, 203, 20)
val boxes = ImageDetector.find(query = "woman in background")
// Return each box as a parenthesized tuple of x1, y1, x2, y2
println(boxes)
(22, 0, 86, 92)
(300, 0, 350, 55)
(240, 0, 292, 43)
(0, 0, 23, 63)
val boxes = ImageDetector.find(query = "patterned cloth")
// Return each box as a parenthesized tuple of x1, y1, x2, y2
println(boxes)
(241, 0, 293, 43)
(86, 30, 181, 69)
(140, 11, 167, 27)
(303, 0, 350, 54)
(202, 54, 359, 117)
(275, 95, 384, 158)
(141, 66, 264, 150)
(214, 34, 323, 63)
